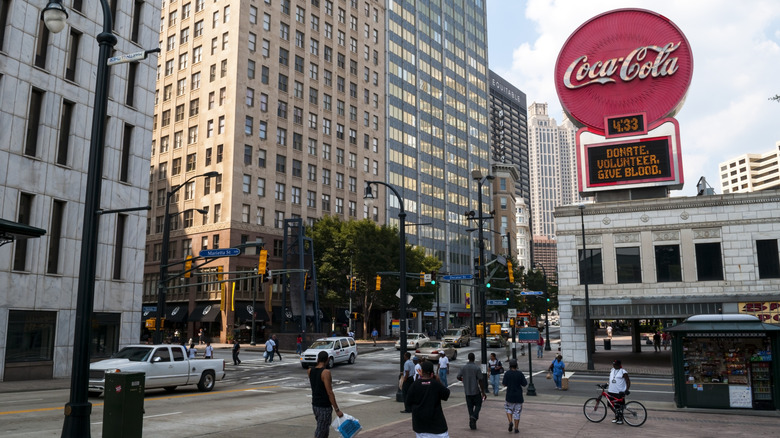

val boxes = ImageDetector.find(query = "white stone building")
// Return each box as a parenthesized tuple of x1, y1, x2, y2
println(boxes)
(0, 1, 158, 380)
(719, 141, 780, 194)
(554, 191, 780, 364)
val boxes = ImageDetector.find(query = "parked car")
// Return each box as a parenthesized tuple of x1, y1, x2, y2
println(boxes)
(300, 337, 358, 369)
(415, 341, 457, 362)
(395, 333, 430, 350)
(485, 333, 507, 348)
(441, 329, 470, 347)
(88, 344, 225, 397)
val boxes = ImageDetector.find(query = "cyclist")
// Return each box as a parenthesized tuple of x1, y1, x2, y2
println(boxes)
(607, 359, 631, 424)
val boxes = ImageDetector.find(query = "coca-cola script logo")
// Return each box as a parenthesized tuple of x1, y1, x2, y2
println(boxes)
(555, 9, 693, 131)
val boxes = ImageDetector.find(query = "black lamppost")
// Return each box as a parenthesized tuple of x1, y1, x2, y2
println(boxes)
(40, 2, 113, 436)
(579, 204, 595, 370)
(471, 169, 494, 391)
(155, 172, 219, 344)
(534, 262, 552, 351)
(364, 181, 406, 402)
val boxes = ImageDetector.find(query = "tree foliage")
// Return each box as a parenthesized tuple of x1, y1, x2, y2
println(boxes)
(308, 216, 441, 337)
(770, 94, 780, 102)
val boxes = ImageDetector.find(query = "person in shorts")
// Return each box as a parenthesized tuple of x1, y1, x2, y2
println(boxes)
(502, 358, 527, 433)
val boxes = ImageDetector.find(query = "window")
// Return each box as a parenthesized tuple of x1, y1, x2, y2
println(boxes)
(308, 164, 317, 181)
(296, 6, 306, 22)
(295, 31, 305, 48)
(261, 66, 269, 84)
(256, 207, 265, 226)
(189, 98, 199, 116)
(616, 247, 641, 283)
(293, 82, 303, 99)
(278, 101, 288, 118)
(695, 242, 723, 281)
(310, 63, 318, 80)
(655, 245, 682, 282)
(257, 178, 266, 197)
(322, 168, 330, 185)
(249, 6, 258, 24)
(578, 249, 603, 285)
(25, 89, 44, 157)
(186, 153, 197, 171)
(263, 13, 271, 31)
(259, 121, 267, 139)
(214, 204, 221, 222)
(248, 33, 256, 52)
(188, 125, 198, 143)
(280, 22, 289, 40)
(309, 113, 318, 129)
(757, 239, 780, 278)
(276, 154, 286, 172)
(248, 60, 256, 79)
(293, 133, 303, 150)
(242, 174, 251, 193)
(184, 181, 194, 200)
(34, 21, 50, 69)
(262, 39, 270, 57)
(13, 193, 33, 271)
(246, 88, 255, 106)
(47, 200, 65, 274)
(245, 116, 253, 135)
(310, 38, 319, 56)
(221, 33, 229, 50)
(279, 47, 289, 65)
(291, 186, 301, 204)
(321, 194, 330, 211)
(180, 27, 190, 45)
(119, 124, 133, 182)
(278, 73, 288, 92)
(293, 106, 303, 124)
(165, 59, 174, 75)
(175, 104, 185, 122)
(56, 100, 74, 165)
(65, 29, 81, 82)
(307, 190, 317, 208)
(295, 55, 304, 73)
(275, 182, 286, 201)
(311, 14, 319, 31)
(192, 46, 202, 63)
(195, 20, 204, 37)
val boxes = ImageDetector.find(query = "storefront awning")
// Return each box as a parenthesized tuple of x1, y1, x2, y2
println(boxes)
(234, 302, 270, 322)
(189, 303, 221, 322)
(0, 217, 46, 247)
(141, 308, 158, 319)
(165, 304, 188, 323)
(666, 314, 780, 333)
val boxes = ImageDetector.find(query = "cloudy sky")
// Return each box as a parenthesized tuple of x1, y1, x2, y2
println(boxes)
(486, 0, 780, 197)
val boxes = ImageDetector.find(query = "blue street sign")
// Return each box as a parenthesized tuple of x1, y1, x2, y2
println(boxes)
(516, 327, 540, 343)
(199, 248, 241, 257)
(486, 300, 507, 306)
(520, 291, 544, 296)
(441, 274, 474, 280)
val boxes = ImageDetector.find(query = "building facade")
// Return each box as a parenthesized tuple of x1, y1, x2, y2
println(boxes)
(144, 0, 387, 342)
(555, 191, 780, 364)
(384, 0, 491, 327)
(719, 141, 780, 194)
(0, 1, 158, 380)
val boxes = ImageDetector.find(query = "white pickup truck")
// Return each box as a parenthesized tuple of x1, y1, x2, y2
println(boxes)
(88, 344, 225, 397)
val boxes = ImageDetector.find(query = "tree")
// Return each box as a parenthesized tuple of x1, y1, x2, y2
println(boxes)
(770, 95, 780, 102)
(309, 216, 440, 338)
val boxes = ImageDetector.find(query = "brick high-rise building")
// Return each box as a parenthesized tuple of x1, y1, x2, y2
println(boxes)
(145, 0, 386, 341)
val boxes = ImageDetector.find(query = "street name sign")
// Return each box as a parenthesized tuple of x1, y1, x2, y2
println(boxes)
(486, 300, 507, 306)
(199, 248, 241, 257)
(520, 291, 544, 296)
(442, 274, 473, 280)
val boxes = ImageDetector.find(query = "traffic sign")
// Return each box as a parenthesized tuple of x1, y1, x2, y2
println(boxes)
(508, 308, 517, 318)
(520, 291, 544, 296)
(199, 248, 241, 257)
(442, 274, 474, 280)
(486, 300, 507, 306)
(516, 327, 540, 343)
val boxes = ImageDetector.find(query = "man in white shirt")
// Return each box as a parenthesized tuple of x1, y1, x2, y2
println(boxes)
(437, 351, 450, 387)
(607, 359, 631, 424)
(204, 342, 214, 359)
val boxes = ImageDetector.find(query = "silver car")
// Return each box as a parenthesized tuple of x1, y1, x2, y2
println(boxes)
(395, 333, 430, 350)
(415, 341, 457, 362)
(442, 329, 470, 347)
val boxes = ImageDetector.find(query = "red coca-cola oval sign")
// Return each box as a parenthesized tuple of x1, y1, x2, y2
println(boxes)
(554, 9, 693, 131)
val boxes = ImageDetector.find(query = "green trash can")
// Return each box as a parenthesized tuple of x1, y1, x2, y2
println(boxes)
(103, 372, 145, 438)
(603, 339, 612, 350)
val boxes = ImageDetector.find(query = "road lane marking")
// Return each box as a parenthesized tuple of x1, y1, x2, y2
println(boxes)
(0, 398, 44, 404)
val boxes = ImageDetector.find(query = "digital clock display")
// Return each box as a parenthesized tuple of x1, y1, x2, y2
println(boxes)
(605, 113, 647, 138)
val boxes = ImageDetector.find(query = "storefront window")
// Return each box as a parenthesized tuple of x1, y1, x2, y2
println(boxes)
(90, 312, 121, 358)
(579, 248, 603, 285)
(6, 310, 56, 362)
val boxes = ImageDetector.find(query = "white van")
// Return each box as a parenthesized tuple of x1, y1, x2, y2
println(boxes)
(300, 337, 358, 369)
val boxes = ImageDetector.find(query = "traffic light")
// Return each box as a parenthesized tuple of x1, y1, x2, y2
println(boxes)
(505, 290, 510, 301)
(431, 272, 437, 285)
(420, 272, 425, 287)
(257, 249, 268, 275)
(474, 257, 481, 278)
(349, 276, 355, 292)
(375, 275, 381, 291)
(184, 255, 193, 278)
(507, 260, 514, 283)
(217, 265, 223, 282)
(304, 272, 311, 290)
(485, 282, 491, 288)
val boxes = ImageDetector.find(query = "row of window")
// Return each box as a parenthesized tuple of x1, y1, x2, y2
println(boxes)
(579, 239, 780, 285)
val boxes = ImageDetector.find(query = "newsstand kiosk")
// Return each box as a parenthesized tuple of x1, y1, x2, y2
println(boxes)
(667, 314, 780, 410)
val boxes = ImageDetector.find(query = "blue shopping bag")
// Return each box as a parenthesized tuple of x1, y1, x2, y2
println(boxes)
(331, 412, 362, 438)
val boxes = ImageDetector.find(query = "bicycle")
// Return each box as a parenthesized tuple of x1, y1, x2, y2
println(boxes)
(583, 384, 647, 427)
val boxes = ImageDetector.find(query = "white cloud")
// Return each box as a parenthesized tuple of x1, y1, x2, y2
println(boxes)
(493, 0, 780, 196)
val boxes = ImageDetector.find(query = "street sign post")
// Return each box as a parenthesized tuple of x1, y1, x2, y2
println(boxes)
(486, 299, 507, 306)
(199, 248, 241, 257)
(520, 291, 544, 296)
(441, 274, 474, 280)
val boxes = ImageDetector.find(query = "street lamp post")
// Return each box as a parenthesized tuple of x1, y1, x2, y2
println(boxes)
(155, 172, 219, 344)
(365, 181, 407, 402)
(40, 1, 114, 436)
(579, 204, 595, 370)
(535, 262, 552, 351)
(471, 170, 494, 391)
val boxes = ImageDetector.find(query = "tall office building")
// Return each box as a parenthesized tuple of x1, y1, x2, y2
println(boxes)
(384, 0, 491, 326)
(0, 1, 158, 380)
(488, 70, 529, 265)
(144, 0, 387, 342)
(719, 142, 780, 194)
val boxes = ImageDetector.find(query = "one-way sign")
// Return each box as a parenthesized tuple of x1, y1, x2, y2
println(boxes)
(199, 248, 241, 257)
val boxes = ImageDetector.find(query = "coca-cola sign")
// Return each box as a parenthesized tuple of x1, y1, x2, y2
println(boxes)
(555, 9, 693, 131)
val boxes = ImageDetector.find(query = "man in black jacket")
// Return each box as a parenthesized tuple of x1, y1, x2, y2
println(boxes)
(407, 360, 450, 437)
